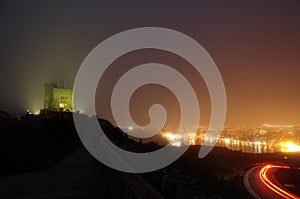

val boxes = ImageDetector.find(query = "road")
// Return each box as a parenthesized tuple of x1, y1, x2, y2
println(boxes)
(244, 164, 300, 199)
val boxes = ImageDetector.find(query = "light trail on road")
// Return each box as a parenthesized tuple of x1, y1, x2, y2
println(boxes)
(259, 164, 300, 199)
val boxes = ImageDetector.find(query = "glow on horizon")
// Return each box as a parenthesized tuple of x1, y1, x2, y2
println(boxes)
(280, 141, 300, 152)
(162, 132, 183, 147)
(263, 123, 293, 128)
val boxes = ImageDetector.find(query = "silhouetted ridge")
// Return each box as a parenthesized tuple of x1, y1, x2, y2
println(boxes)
(0, 111, 11, 120)
(97, 117, 163, 153)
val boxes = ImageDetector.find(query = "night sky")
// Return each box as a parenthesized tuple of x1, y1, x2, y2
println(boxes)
(0, 0, 299, 127)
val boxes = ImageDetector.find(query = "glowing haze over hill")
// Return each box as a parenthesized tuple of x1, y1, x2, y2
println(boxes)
(1, 0, 300, 128)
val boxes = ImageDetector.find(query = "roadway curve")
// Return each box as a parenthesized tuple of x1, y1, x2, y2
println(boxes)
(244, 164, 300, 199)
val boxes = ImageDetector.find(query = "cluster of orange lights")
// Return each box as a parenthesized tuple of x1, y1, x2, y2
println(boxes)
(259, 164, 300, 199)
(161, 132, 197, 147)
(280, 142, 300, 152)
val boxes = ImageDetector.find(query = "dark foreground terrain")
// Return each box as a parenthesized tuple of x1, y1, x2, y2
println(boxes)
(1, 113, 300, 199)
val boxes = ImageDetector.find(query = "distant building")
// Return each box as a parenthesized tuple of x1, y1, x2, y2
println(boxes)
(44, 83, 73, 111)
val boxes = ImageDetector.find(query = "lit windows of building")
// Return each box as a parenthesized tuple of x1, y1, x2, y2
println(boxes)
(44, 83, 73, 111)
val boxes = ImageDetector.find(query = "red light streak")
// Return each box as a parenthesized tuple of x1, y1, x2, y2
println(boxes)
(259, 164, 300, 199)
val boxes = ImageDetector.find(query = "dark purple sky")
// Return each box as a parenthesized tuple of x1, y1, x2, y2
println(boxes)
(0, 0, 300, 126)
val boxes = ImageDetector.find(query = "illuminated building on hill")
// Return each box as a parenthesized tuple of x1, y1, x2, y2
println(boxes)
(44, 83, 73, 111)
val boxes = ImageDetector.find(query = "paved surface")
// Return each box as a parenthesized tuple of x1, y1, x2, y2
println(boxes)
(244, 166, 285, 199)
(0, 147, 110, 199)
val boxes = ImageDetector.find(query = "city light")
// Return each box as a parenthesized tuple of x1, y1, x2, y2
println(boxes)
(222, 138, 231, 144)
(161, 131, 199, 146)
(162, 132, 183, 147)
(26, 109, 32, 114)
(280, 142, 300, 152)
(59, 103, 65, 108)
(160, 125, 300, 153)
